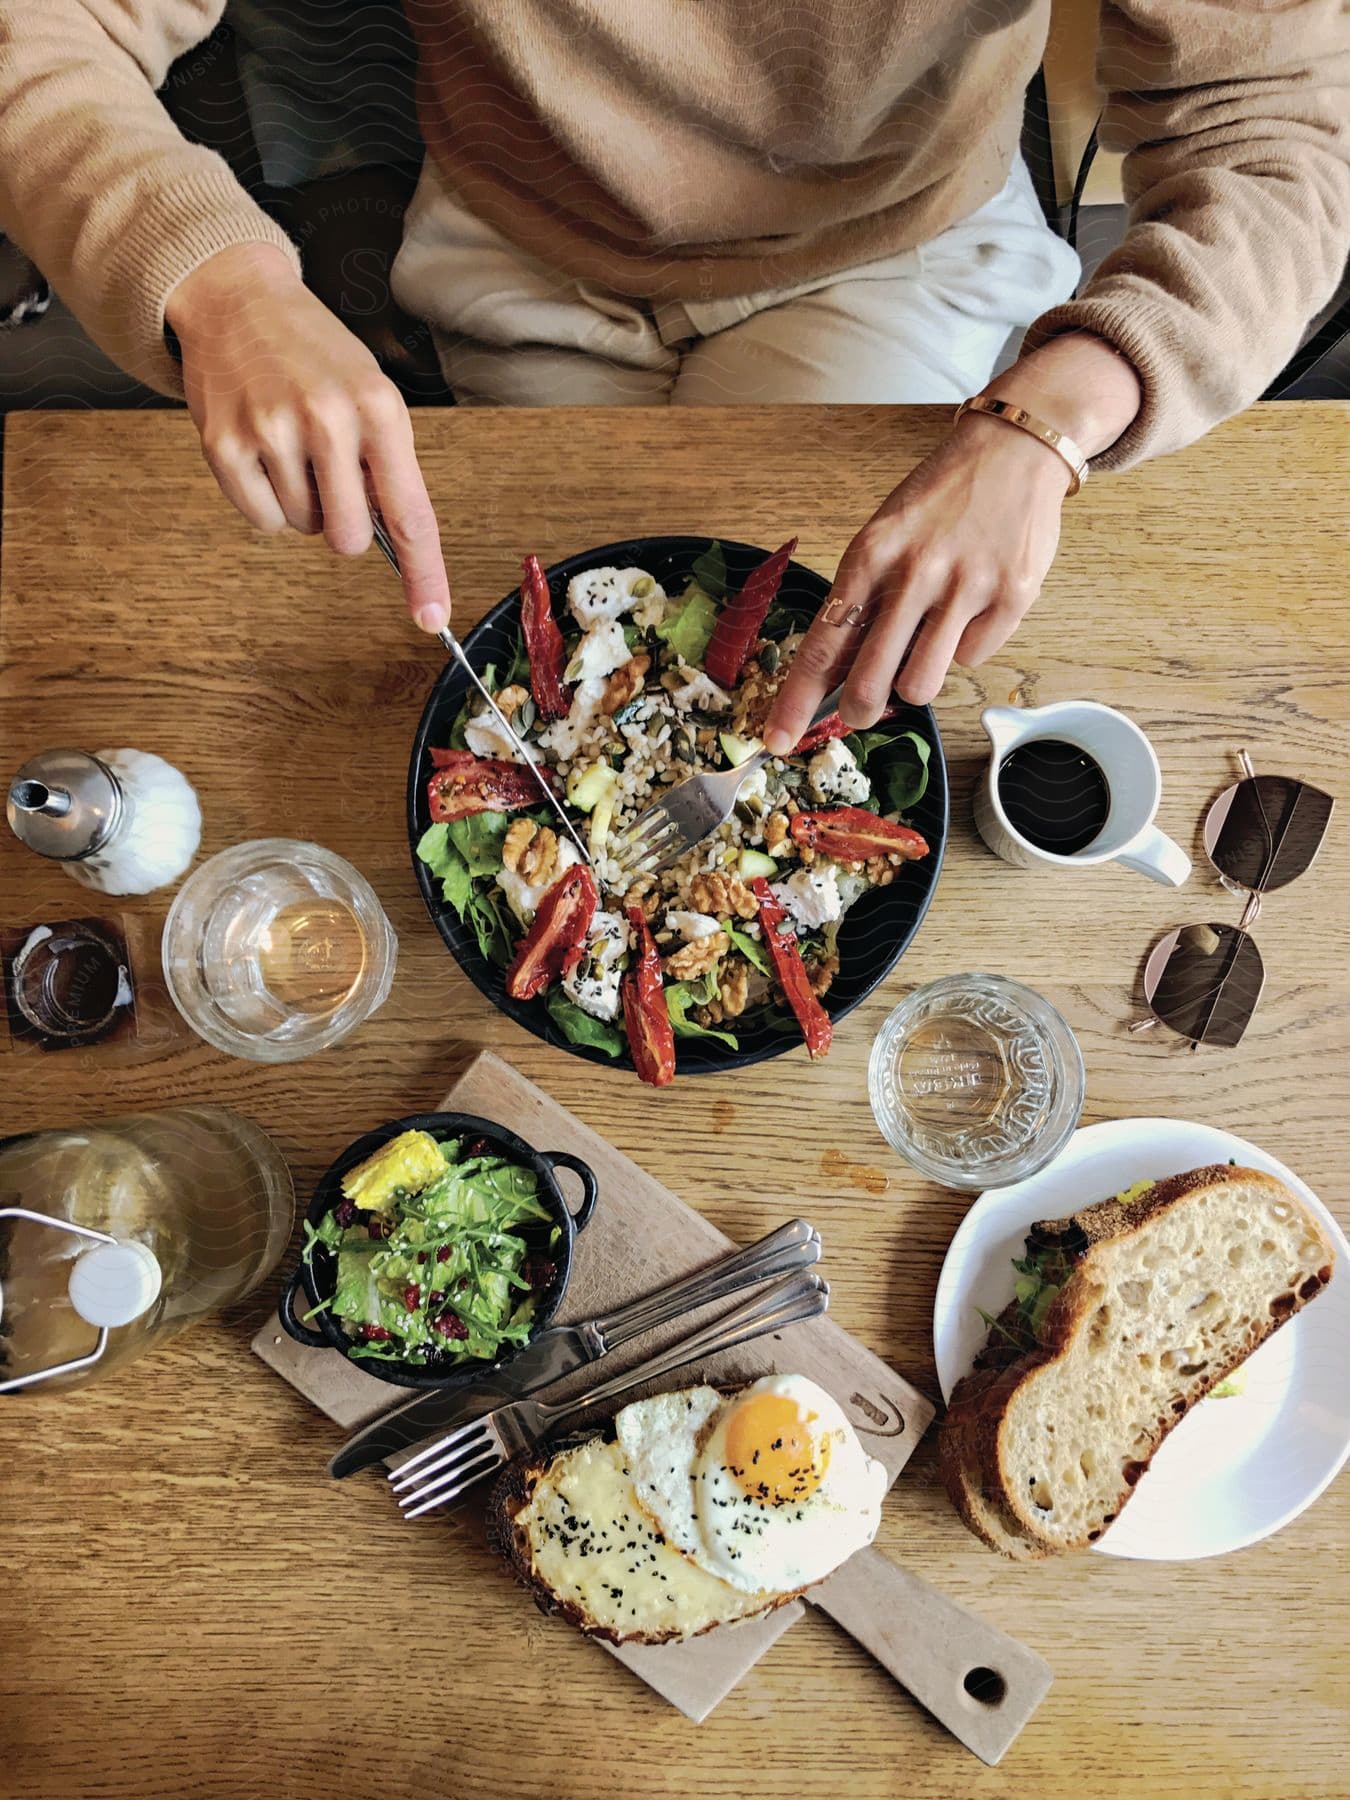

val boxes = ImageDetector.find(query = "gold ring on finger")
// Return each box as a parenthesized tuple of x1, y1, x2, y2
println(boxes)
(820, 593, 870, 629)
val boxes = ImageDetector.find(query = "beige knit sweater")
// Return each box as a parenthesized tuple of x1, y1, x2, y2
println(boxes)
(0, 1, 1346, 468)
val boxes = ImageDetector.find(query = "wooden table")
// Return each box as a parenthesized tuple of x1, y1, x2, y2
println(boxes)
(2, 405, 1347, 1800)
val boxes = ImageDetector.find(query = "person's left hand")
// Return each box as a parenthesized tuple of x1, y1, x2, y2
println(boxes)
(763, 333, 1142, 753)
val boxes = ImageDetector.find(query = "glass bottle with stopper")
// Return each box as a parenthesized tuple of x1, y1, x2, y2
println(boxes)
(0, 1107, 294, 1393)
(6, 747, 201, 895)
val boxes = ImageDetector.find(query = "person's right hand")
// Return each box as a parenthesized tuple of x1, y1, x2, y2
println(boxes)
(164, 242, 451, 632)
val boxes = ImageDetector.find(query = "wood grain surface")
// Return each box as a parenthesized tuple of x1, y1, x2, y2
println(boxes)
(1, 404, 1347, 1800)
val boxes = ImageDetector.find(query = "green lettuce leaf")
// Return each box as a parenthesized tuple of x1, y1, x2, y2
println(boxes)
(416, 821, 475, 919)
(665, 968, 738, 1049)
(725, 924, 770, 976)
(331, 1233, 382, 1326)
(656, 583, 720, 667)
(448, 809, 510, 878)
(546, 988, 625, 1058)
(690, 540, 729, 600)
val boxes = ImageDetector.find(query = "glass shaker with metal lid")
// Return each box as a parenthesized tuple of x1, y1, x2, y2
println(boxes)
(0, 1107, 294, 1393)
(6, 747, 201, 895)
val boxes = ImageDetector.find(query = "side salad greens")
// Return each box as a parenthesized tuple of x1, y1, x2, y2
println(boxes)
(303, 1128, 559, 1366)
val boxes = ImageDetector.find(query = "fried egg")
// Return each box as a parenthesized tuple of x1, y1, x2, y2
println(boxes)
(615, 1374, 886, 1596)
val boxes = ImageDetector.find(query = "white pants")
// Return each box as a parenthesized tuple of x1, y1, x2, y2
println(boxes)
(391, 157, 1081, 406)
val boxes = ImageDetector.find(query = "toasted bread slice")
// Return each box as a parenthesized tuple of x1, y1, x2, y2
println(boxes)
(486, 1430, 805, 1645)
(941, 1166, 1334, 1558)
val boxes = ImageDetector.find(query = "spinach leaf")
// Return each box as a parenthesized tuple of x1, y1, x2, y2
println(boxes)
(878, 730, 931, 813)
(847, 723, 933, 813)
(468, 885, 514, 966)
(690, 540, 728, 600)
(546, 989, 626, 1058)
(502, 631, 529, 689)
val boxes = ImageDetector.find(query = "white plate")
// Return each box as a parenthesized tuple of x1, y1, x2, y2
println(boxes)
(932, 1118, 1350, 1560)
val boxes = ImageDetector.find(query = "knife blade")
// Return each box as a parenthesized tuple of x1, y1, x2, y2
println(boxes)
(371, 513, 592, 866)
(328, 1217, 821, 1479)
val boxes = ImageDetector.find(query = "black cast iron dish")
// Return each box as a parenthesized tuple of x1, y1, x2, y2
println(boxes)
(407, 535, 949, 1075)
(278, 1110, 598, 1390)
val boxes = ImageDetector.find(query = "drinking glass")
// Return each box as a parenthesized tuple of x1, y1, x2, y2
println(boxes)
(162, 840, 397, 1062)
(868, 972, 1084, 1190)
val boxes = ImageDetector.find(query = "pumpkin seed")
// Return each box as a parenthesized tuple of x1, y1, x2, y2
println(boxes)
(760, 641, 781, 674)
(517, 697, 536, 732)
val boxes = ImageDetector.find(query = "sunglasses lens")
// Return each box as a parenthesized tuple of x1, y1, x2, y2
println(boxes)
(1205, 775, 1334, 893)
(1142, 923, 1266, 1047)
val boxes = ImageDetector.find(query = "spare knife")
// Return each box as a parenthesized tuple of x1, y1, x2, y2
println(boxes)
(328, 1217, 821, 1479)
(371, 514, 592, 866)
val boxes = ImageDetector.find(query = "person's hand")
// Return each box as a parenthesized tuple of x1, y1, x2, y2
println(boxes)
(165, 242, 451, 632)
(763, 333, 1141, 752)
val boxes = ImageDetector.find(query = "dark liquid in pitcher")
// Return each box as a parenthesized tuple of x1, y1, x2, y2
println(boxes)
(997, 739, 1110, 855)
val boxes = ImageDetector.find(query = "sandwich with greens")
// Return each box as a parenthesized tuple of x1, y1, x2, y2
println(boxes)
(939, 1164, 1334, 1559)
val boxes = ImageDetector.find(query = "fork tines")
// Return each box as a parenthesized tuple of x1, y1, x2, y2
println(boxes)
(610, 808, 681, 879)
(390, 1418, 505, 1519)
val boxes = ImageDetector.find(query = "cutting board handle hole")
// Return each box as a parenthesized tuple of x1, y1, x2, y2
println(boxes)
(962, 1666, 1007, 1707)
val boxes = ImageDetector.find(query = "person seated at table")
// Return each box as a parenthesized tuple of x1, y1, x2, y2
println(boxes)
(0, 2, 1344, 750)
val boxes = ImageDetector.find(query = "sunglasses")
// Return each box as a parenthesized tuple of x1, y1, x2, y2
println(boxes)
(1131, 750, 1335, 1049)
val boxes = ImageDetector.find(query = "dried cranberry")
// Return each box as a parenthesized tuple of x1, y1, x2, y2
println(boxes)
(333, 1199, 358, 1229)
(360, 1325, 392, 1343)
(464, 1136, 490, 1157)
(367, 1216, 393, 1241)
(428, 1290, 444, 1307)
(434, 1312, 469, 1341)
(523, 1255, 557, 1292)
(456, 1276, 470, 1292)
(402, 1284, 421, 1311)
(416, 1251, 428, 1265)
(436, 1245, 452, 1264)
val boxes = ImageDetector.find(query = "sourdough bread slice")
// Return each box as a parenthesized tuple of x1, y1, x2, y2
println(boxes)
(941, 1165, 1334, 1558)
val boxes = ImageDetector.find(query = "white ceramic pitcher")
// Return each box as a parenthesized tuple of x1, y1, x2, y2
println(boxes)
(974, 700, 1192, 887)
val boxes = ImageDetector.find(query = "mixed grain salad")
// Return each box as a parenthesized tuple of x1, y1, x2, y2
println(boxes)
(416, 540, 932, 1086)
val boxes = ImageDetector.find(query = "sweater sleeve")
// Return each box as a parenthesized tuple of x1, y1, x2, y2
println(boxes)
(0, 0, 300, 397)
(1023, 0, 1350, 470)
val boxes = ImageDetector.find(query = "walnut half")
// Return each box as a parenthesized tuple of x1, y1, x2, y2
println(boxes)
(503, 819, 561, 884)
(600, 653, 650, 714)
(663, 930, 729, 980)
(805, 952, 840, 998)
(688, 870, 758, 920)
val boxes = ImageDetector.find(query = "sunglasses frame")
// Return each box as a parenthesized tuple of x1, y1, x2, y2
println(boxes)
(1134, 750, 1334, 1050)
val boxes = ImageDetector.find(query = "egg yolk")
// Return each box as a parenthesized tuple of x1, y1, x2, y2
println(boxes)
(722, 1393, 831, 1506)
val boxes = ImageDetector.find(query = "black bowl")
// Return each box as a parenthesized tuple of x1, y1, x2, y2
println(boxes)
(278, 1111, 597, 1390)
(407, 535, 948, 1074)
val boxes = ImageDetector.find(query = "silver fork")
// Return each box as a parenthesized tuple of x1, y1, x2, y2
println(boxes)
(390, 1270, 829, 1518)
(608, 685, 844, 881)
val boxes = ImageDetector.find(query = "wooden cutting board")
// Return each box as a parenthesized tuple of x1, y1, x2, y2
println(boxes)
(253, 1052, 1047, 1757)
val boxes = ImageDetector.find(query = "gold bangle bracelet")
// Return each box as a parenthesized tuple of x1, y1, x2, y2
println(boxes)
(953, 395, 1089, 496)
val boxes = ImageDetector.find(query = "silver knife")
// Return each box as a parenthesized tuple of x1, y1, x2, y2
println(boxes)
(371, 514, 592, 866)
(328, 1218, 821, 1478)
